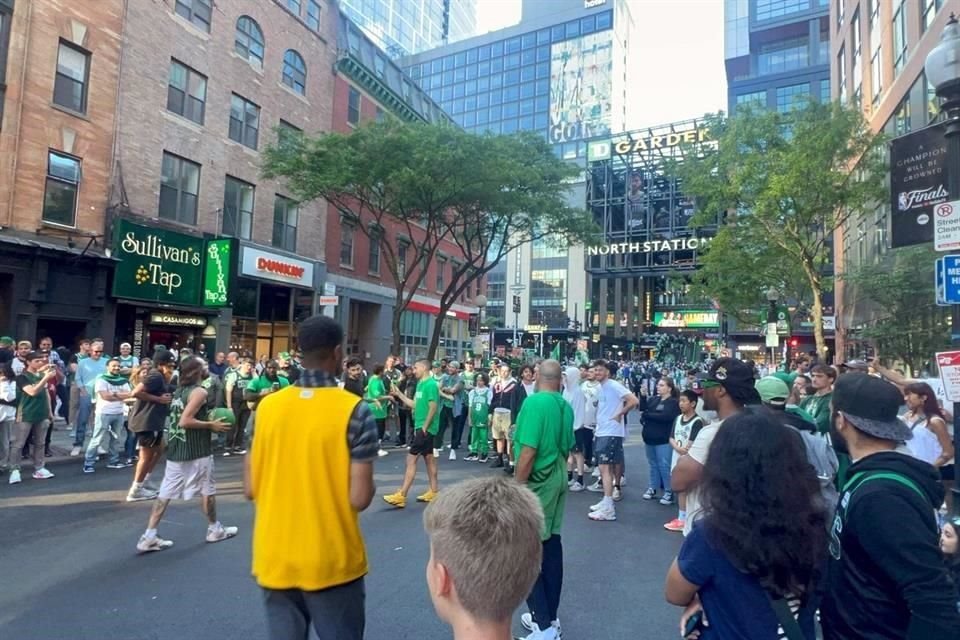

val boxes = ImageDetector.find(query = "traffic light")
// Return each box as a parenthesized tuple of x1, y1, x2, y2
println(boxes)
(512, 295, 521, 314)
(789, 338, 799, 348)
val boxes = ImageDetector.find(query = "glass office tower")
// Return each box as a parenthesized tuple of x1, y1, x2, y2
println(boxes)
(339, 0, 477, 58)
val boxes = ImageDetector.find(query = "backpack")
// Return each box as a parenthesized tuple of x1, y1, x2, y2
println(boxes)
(786, 425, 839, 526)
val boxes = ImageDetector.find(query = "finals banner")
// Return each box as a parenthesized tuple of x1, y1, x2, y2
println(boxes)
(890, 124, 948, 248)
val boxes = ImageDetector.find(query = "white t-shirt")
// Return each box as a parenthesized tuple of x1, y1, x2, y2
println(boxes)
(522, 381, 536, 397)
(595, 378, 630, 438)
(94, 378, 130, 415)
(683, 419, 724, 536)
(581, 380, 600, 428)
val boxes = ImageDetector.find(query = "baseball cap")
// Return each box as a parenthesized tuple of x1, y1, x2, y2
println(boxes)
(689, 373, 707, 395)
(756, 376, 790, 406)
(0, 336, 13, 347)
(449, 361, 460, 369)
(153, 350, 177, 366)
(704, 357, 760, 403)
(839, 359, 871, 373)
(432, 360, 442, 368)
(278, 351, 291, 360)
(833, 374, 912, 441)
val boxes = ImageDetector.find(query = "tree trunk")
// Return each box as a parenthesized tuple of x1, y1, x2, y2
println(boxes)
(390, 302, 402, 357)
(801, 258, 827, 360)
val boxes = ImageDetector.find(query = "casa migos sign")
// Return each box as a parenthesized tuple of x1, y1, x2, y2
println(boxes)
(587, 237, 710, 256)
(613, 128, 710, 154)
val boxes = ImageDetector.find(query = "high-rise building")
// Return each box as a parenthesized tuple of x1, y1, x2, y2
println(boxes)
(403, 0, 635, 356)
(724, 0, 831, 113)
(337, 0, 477, 58)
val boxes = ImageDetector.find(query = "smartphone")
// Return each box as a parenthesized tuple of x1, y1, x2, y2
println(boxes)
(271, 382, 280, 391)
(683, 610, 704, 638)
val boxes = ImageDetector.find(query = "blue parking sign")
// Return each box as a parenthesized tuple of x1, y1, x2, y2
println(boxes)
(942, 255, 960, 304)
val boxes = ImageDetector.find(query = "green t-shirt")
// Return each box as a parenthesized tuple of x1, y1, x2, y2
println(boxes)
(800, 391, 833, 435)
(165, 384, 212, 462)
(414, 377, 440, 435)
(247, 375, 290, 395)
(513, 391, 575, 487)
(16, 371, 50, 423)
(468, 387, 492, 427)
(366, 375, 388, 420)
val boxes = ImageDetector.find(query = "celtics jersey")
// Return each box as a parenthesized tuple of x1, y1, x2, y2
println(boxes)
(165, 384, 212, 462)
(462, 371, 476, 392)
(468, 387, 493, 427)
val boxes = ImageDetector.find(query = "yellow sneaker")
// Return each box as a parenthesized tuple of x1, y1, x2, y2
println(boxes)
(416, 490, 438, 503)
(383, 492, 406, 508)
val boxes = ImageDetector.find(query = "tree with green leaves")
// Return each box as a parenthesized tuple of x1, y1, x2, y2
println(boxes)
(678, 101, 886, 357)
(841, 246, 950, 374)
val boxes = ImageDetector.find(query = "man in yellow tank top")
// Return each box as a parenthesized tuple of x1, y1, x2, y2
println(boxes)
(245, 316, 378, 640)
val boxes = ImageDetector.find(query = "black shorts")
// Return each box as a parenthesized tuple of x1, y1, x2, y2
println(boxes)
(941, 464, 955, 481)
(573, 428, 592, 453)
(408, 429, 433, 457)
(136, 431, 164, 449)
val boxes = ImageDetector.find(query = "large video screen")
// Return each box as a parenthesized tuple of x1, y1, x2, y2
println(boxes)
(548, 31, 613, 144)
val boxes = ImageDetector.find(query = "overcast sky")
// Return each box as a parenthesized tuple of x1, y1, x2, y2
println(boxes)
(474, 0, 728, 126)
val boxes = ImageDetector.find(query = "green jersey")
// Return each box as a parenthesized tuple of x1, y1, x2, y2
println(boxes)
(16, 371, 50, 423)
(365, 375, 389, 420)
(462, 371, 476, 391)
(165, 384, 212, 462)
(513, 391, 574, 486)
(414, 377, 440, 435)
(468, 387, 492, 427)
(800, 391, 833, 435)
(247, 375, 290, 395)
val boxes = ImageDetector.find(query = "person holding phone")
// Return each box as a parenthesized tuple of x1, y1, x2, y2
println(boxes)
(244, 360, 290, 441)
(7, 352, 58, 483)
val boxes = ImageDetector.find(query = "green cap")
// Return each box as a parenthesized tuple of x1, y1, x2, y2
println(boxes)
(0, 336, 13, 346)
(755, 376, 790, 405)
(432, 360, 442, 368)
(278, 352, 291, 359)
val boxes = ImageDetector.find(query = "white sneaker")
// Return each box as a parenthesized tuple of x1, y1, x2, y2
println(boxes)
(8, 469, 21, 484)
(569, 481, 584, 492)
(589, 500, 607, 511)
(592, 467, 600, 478)
(378, 449, 389, 457)
(32, 467, 54, 479)
(520, 613, 562, 639)
(433, 448, 441, 458)
(517, 621, 559, 640)
(137, 534, 174, 554)
(126, 486, 158, 502)
(612, 487, 622, 501)
(448, 449, 457, 460)
(619, 474, 627, 487)
(206, 523, 239, 543)
(70, 446, 81, 457)
(586, 480, 603, 492)
(588, 507, 617, 521)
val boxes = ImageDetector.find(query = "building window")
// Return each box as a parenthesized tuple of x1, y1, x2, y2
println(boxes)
(175, 0, 212, 32)
(235, 16, 265, 68)
(340, 224, 354, 267)
(758, 37, 808, 76)
(286, 0, 301, 15)
(159, 152, 200, 225)
(277, 120, 303, 148)
(894, 97, 911, 135)
(436, 257, 446, 291)
(53, 41, 89, 114)
(776, 83, 810, 112)
(893, 1, 907, 75)
(836, 0, 844, 30)
(755, 0, 809, 22)
(374, 55, 386, 78)
(222, 176, 254, 239)
(923, 0, 943, 32)
(42, 151, 80, 226)
(837, 45, 848, 104)
(870, 47, 882, 107)
(167, 59, 206, 125)
(229, 94, 260, 149)
(348, 86, 361, 125)
(735, 90, 766, 110)
(368, 231, 381, 274)
(820, 79, 831, 103)
(282, 50, 307, 95)
(398, 241, 408, 277)
(306, 1, 321, 31)
(272, 196, 298, 252)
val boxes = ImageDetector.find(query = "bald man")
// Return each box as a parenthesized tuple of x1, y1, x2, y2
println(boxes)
(513, 359, 574, 640)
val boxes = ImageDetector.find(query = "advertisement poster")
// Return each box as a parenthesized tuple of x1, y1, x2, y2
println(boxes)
(653, 310, 719, 328)
(890, 124, 948, 248)
(548, 31, 613, 144)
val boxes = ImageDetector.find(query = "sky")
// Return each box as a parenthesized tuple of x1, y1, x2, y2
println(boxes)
(474, 0, 728, 127)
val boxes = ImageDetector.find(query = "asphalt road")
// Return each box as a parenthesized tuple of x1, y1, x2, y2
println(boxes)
(0, 419, 684, 640)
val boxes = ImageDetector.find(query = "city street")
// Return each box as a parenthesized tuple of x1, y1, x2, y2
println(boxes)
(0, 422, 682, 640)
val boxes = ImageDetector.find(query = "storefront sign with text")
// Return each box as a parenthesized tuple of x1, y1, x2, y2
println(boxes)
(240, 246, 314, 287)
(203, 239, 233, 307)
(112, 219, 204, 305)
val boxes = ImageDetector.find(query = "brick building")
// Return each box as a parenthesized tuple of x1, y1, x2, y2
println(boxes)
(327, 14, 483, 364)
(0, 0, 123, 345)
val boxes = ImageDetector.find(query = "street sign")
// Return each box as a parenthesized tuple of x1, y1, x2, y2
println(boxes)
(935, 200, 960, 251)
(941, 255, 960, 303)
(318, 295, 339, 306)
(936, 257, 949, 306)
(936, 351, 960, 402)
(822, 315, 836, 331)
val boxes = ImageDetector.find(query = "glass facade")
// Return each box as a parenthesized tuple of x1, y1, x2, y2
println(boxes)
(338, 0, 476, 58)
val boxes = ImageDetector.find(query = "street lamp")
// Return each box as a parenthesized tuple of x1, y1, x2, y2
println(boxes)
(766, 287, 779, 369)
(475, 294, 487, 363)
(925, 14, 960, 513)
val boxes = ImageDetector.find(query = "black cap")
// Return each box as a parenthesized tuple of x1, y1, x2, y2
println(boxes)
(833, 374, 912, 441)
(153, 350, 177, 366)
(706, 357, 760, 403)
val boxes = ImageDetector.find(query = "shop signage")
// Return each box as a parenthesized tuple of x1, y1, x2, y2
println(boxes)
(112, 218, 204, 305)
(587, 237, 710, 256)
(934, 201, 960, 251)
(240, 246, 314, 287)
(319, 295, 339, 306)
(890, 124, 948, 248)
(936, 255, 960, 304)
(936, 350, 960, 402)
(653, 310, 719, 328)
(613, 128, 710, 155)
(149, 313, 207, 327)
(203, 239, 232, 307)
(584, 0, 606, 7)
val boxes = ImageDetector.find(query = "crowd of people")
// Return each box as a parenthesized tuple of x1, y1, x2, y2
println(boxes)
(5, 323, 960, 639)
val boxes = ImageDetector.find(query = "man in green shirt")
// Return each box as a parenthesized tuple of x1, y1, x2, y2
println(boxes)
(384, 358, 440, 509)
(366, 364, 390, 457)
(513, 359, 574, 640)
(8, 352, 58, 483)
(800, 364, 835, 435)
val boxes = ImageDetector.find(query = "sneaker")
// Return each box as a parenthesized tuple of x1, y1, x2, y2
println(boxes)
(433, 448, 441, 458)
(378, 449, 390, 457)
(448, 449, 456, 460)
(206, 524, 239, 543)
(659, 491, 675, 506)
(106, 462, 126, 470)
(416, 489, 438, 503)
(620, 475, 627, 487)
(126, 486, 158, 502)
(136, 535, 174, 554)
(504, 463, 514, 475)
(464, 453, 479, 461)
(383, 491, 406, 508)
(478, 454, 489, 463)
(124, 458, 135, 467)
(588, 507, 617, 521)
(8, 469, 21, 484)
(520, 613, 562, 639)
(222, 450, 232, 457)
(33, 467, 54, 479)
(664, 518, 685, 532)
(516, 622, 559, 640)
(586, 480, 603, 492)
(569, 481, 584, 492)
(589, 500, 606, 511)
(233, 448, 247, 455)
(70, 446, 81, 457)
(490, 455, 504, 468)
(592, 467, 600, 478)
(642, 488, 657, 500)
(83, 464, 95, 474)
(612, 487, 623, 502)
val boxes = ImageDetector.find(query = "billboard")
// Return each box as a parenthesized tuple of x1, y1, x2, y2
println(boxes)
(890, 123, 948, 248)
(548, 31, 613, 144)
(653, 310, 719, 329)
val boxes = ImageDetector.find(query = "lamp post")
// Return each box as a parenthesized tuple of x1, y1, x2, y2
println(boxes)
(475, 294, 487, 364)
(926, 14, 960, 513)
(766, 286, 779, 369)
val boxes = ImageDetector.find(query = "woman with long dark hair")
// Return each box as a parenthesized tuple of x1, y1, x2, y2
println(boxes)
(902, 381, 954, 469)
(665, 409, 827, 639)
(640, 376, 680, 505)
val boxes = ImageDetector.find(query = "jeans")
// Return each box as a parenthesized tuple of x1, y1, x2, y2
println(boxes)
(84, 413, 124, 466)
(0, 418, 13, 470)
(227, 405, 251, 451)
(74, 392, 93, 446)
(124, 422, 138, 460)
(451, 411, 466, 449)
(526, 535, 563, 629)
(262, 577, 365, 640)
(435, 406, 455, 449)
(645, 443, 673, 492)
(8, 420, 50, 471)
(397, 410, 410, 445)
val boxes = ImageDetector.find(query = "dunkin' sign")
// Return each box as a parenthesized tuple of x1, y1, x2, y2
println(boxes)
(240, 246, 314, 286)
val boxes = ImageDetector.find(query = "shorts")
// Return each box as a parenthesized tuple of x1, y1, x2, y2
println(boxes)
(941, 464, 955, 481)
(594, 436, 624, 465)
(136, 430, 164, 449)
(573, 428, 592, 453)
(158, 456, 216, 500)
(408, 429, 434, 457)
(531, 479, 567, 541)
(491, 410, 512, 440)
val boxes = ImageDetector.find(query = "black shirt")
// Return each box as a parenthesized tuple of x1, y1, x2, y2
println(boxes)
(128, 370, 172, 433)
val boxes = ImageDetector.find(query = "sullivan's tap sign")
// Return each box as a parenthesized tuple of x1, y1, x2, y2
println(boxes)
(112, 219, 205, 305)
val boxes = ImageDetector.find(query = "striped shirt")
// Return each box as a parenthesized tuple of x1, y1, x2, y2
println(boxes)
(298, 369, 379, 462)
(165, 384, 211, 462)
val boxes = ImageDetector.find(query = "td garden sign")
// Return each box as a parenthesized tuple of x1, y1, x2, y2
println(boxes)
(587, 237, 711, 256)
(588, 126, 712, 161)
